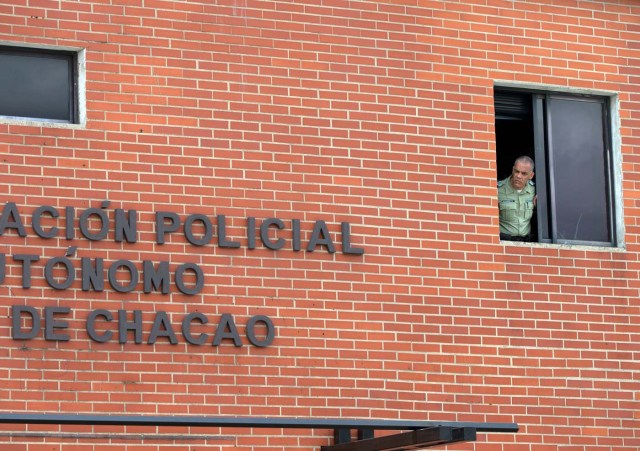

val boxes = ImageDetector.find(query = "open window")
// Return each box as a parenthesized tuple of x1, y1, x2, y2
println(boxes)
(495, 88, 617, 247)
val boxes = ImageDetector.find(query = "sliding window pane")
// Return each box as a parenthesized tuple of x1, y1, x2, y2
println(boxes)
(0, 48, 74, 122)
(547, 97, 611, 244)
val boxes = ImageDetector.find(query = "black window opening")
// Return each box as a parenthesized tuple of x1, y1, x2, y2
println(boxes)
(495, 88, 616, 247)
(0, 46, 78, 123)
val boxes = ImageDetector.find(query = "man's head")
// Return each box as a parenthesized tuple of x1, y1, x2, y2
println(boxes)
(509, 156, 534, 190)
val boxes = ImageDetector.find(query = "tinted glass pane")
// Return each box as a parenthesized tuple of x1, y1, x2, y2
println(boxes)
(548, 97, 610, 243)
(0, 49, 72, 121)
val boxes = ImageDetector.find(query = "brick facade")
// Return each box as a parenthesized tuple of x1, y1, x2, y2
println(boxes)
(0, 0, 639, 449)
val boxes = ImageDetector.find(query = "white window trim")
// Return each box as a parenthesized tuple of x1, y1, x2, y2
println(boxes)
(0, 41, 86, 128)
(494, 80, 624, 249)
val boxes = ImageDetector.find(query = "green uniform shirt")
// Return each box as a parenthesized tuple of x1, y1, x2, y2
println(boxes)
(498, 176, 535, 237)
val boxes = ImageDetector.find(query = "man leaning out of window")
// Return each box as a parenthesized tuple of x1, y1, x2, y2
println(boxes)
(498, 156, 537, 242)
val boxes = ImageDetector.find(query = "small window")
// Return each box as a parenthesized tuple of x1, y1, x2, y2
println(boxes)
(495, 88, 617, 247)
(0, 45, 78, 123)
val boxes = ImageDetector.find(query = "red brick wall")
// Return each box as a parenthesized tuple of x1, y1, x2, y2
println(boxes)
(0, 0, 639, 450)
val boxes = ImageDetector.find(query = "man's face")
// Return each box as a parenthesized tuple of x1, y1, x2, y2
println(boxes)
(510, 161, 534, 190)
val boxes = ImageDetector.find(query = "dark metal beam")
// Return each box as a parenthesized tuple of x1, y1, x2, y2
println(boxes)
(358, 429, 374, 441)
(0, 413, 519, 433)
(321, 427, 476, 451)
(335, 428, 352, 444)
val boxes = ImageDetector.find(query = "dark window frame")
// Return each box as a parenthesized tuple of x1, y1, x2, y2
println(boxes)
(0, 45, 78, 123)
(495, 87, 618, 247)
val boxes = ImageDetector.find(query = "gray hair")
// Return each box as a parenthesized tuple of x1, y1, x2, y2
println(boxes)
(514, 155, 534, 171)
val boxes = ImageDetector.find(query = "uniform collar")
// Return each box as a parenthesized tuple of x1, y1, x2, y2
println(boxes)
(505, 176, 533, 194)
